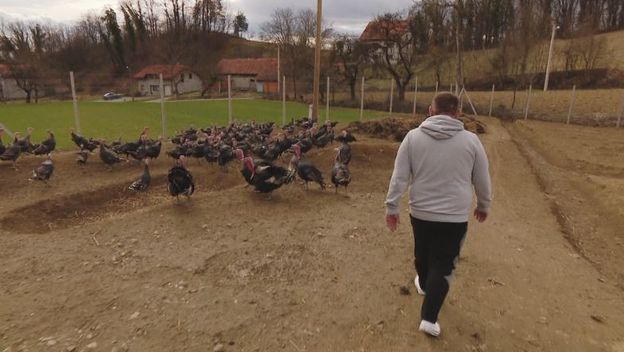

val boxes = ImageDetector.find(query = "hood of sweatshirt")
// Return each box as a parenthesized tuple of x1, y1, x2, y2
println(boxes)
(419, 115, 465, 140)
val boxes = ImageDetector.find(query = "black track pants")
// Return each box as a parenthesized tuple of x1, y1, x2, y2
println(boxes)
(410, 216, 467, 323)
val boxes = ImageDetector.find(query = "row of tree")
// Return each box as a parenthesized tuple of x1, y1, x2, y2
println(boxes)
(0, 0, 250, 102)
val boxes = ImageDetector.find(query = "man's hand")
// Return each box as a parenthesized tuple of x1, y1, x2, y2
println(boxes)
(474, 209, 488, 223)
(386, 214, 400, 232)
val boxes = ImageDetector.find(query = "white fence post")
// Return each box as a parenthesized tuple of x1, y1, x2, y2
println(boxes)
(70, 71, 81, 134)
(389, 79, 394, 116)
(282, 75, 286, 126)
(567, 85, 576, 125)
(159, 73, 166, 137)
(360, 76, 365, 121)
(227, 75, 232, 124)
(488, 84, 495, 117)
(412, 77, 418, 117)
(524, 84, 532, 120)
(326, 76, 330, 122)
(435, 81, 439, 96)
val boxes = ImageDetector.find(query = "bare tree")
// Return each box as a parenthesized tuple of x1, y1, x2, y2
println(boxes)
(331, 35, 366, 100)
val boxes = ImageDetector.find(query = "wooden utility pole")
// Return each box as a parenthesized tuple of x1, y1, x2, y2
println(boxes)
(311, 0, 323, 121)
(454, 1, 464, 93)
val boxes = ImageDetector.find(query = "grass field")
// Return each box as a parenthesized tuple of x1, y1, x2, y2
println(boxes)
(0, 99, 401, 149)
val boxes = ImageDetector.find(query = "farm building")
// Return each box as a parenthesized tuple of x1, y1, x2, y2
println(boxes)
(133, 64, 202, 97)
(217, 58, 279, 94)
(0, 64, 27, 101)
(360, 19, 410, 64)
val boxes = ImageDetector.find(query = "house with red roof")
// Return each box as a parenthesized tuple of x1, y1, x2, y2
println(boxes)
(133, 64, 202, 96)
(217, 58, 279, 94)
(0, 64, 27, 101)
(360, 19, 410, 64)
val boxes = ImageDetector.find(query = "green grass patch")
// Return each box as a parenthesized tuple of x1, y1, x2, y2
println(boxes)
(0, 99, 397, 149)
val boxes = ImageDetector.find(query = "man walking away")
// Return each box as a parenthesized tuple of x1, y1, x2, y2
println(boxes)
(385, 92, 492, 337)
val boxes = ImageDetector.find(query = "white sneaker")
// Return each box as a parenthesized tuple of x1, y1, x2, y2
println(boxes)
(414, 276, 425, 296)
(419, 320, 441, 337)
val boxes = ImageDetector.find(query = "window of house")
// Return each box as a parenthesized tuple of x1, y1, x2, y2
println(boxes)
(189, 73, 192, 79)
(180, 74, 185, 82)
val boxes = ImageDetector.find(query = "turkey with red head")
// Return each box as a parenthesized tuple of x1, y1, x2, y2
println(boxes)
(289, 143, 325, 190)
(235, 149, 294, 195)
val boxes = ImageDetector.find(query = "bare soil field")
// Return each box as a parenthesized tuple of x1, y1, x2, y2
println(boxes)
(1, 117, 624, 352)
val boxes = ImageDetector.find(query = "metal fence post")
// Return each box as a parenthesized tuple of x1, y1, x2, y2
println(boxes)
(326, 76, 330, 122)
(70, 71, 81, 134)
(567, 85, 576, 125)
(488, 84, 495, 117)
(435, 81, 439, 96)
(412, 77, 418, 117)
(524, 84, 532, 120)
(282, 75, 286, 126)
(360, 76, 365, 121)
(389, 79, 394, 116)
(227, 75, 232, 124)
(159, 73, 166, 137)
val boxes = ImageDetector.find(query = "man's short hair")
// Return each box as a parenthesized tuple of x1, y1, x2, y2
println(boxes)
(433, 92, 459, 115)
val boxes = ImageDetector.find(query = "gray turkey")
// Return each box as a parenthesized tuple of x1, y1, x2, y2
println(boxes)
(129, 160, 151, 192)
(167, 156, 195, 200)
(30, 156, 54, 183)
(15, 128, 35, 153)
(99, 141, 126, 168)
(289, 144, 325, 190)
(331, 161, 351, 193)
(0, 132, 22, 169)
(33, 130, 56, 156)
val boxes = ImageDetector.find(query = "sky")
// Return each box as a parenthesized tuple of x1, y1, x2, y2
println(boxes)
(0, 0, 414, 35)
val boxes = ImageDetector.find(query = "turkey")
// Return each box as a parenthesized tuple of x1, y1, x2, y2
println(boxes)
(0, 128, 6, 155)
(16, 128, 35, 153)
(129, 160, 151, 192)
(70, 128, 98, 152)
(167, 156, 195, 199)
(331, 161, 351, 193)
(33, 130, 56, 156)
(335, 130, 357, 143)
(335, 142, 352, 165)
(144, 136, 163, 160)
(30, 156, 54, 183)
(99, 141, 126, 168)
(217, 143, 235, 166)
(235, 149, 294, 195)
(0, 132, 22, 169)
(76, 149, 89, 165)
(289, 144, 325, 190)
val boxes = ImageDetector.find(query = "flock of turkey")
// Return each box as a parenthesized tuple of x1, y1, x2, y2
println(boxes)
(0, 118, 356, 200)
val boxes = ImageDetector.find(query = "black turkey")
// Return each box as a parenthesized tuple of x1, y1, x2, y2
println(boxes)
(0, 132, 22, 169)
(70, 128, 98, 152)
(15, 128, 35, 153)
(33, 130, 56, 156)
(76, 149, 89, 165)
(0, 128, 6, 155)
(129, 161, 151, 191)
(167, 156, 195, 199)
(235, 149, 294, 195)
(290, 144, 325, 190)
(335, 142, 352, 165)
(144, 136, 163, 160)
(99, 142, 125, 168)
(30, 156, 54, 182)
(335, 130, 357, 143)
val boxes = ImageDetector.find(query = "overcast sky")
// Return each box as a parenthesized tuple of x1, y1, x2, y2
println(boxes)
(0, 0, 413, 35)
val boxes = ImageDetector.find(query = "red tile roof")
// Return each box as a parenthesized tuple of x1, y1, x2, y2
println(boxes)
(133, 64, 191, 80)
(360, 20, 409, 41)
(217, 58, 278, 81)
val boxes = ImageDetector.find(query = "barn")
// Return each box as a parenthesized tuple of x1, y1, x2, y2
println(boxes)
(217, 58, 279, 94)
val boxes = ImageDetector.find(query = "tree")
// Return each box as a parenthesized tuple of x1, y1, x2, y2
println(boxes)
(365, 13, 419, 101)
(99, 8, 126, 73)
(331, 35, 366, 100)
(233, 12, 249, 37)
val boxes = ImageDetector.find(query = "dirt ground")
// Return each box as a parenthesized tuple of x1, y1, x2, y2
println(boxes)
(1, 118, 623, 352)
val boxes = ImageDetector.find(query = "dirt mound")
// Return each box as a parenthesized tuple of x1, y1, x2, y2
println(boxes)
(349, 116, 486, 141)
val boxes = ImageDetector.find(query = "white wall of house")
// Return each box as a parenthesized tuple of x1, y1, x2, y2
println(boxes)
(137, 72, 202, 96)
(0, 77, 27, 100)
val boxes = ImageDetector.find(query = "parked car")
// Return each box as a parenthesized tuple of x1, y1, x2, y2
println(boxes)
(103, 92, 123, 100)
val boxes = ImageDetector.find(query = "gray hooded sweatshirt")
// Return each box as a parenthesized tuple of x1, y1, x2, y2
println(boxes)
(385, 115, 491, 223)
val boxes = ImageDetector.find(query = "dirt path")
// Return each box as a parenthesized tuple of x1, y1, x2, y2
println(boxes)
(1, 118, 623, 352)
